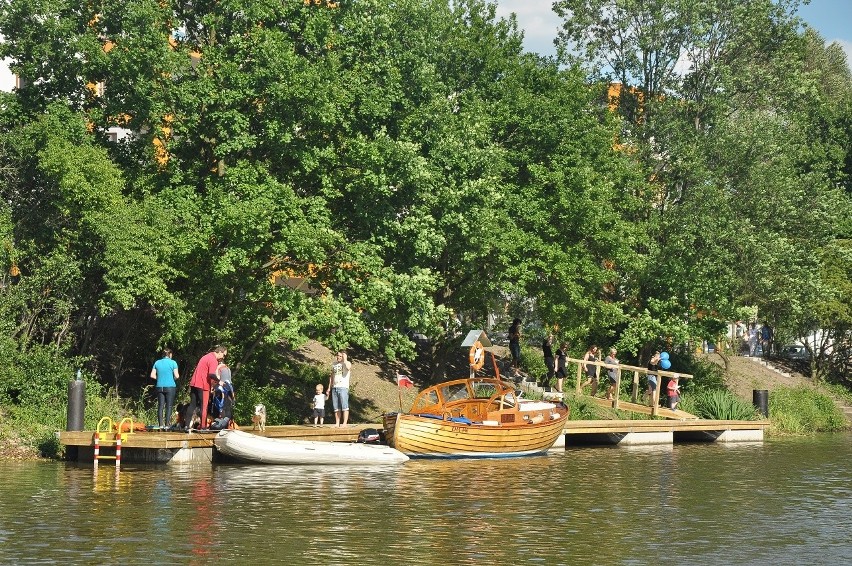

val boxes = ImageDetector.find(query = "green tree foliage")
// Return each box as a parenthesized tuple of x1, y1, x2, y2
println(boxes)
(0, 0, 631, 397)
(0, 0, 849, 437)
(554, 0, 852, 365)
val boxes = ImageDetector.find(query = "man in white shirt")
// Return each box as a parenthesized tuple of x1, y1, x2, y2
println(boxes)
(328, 350, 352, 427)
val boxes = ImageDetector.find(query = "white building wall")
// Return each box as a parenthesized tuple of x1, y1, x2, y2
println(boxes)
(0, 54, 14, 92)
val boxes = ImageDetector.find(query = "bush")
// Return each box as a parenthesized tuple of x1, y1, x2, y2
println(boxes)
(520, 345, 546, 381)
(679, 357, 727, 393)
(564, 392, 611, 420)
(768, 386, 848, 434)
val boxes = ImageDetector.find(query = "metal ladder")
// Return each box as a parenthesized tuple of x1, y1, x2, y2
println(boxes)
(93, 416, 136, 468)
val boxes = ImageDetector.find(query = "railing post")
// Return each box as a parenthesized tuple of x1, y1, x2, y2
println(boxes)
(613, 368, 621, 409)
(631, 370, 639, 403)
(652, 383, 659, 417)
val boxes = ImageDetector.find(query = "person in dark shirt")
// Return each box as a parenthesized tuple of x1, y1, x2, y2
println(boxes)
(542, 334, 555, 388)
(555, 342, 569, 393)
(508, 318, 522, 376)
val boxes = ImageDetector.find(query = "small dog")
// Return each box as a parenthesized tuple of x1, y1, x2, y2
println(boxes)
(252, 404, 266, 432)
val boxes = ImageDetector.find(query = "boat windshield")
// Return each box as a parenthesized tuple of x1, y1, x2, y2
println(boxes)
(411, 389, 440, 412)
(440, 382, 470, 403)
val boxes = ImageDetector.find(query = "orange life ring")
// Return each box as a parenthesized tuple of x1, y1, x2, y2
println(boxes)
(469, 341, 485, 371)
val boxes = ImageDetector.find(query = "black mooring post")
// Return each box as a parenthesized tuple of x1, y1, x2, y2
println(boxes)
(67, 370, 86, 431)
(753, 389, 769, 417)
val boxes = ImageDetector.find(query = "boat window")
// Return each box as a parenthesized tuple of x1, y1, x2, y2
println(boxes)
(471, 382, 499, 399)
(412, 390, 439, 412)
(441, 383, 470, 402)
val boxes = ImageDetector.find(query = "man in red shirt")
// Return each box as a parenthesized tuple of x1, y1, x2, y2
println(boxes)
(184, 346, 227, 430)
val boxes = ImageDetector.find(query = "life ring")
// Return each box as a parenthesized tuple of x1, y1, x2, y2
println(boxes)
(469, 341, 485, 371)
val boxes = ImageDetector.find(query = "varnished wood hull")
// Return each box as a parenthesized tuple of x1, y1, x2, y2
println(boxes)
(383, 410, 568, 459)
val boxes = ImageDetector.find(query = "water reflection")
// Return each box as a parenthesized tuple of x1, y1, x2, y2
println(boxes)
(0, 436, 850, 564)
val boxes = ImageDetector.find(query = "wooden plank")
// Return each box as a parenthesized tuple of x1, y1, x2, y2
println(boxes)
(587, 397, 698, 420)
(564, 419, 769, 434)
(58, 424, 373, 448)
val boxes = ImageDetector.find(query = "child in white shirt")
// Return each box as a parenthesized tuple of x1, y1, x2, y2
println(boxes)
(312, 384, 326, 427)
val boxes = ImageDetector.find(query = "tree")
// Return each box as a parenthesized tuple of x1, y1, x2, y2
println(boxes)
(551, 0, 852, 365)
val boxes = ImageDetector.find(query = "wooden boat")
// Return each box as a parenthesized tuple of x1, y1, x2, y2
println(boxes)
(214, 429, 409, 465)
(383, 376, 569, 458)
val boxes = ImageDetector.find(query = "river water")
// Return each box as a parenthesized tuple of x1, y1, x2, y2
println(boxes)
(1, 434, 850, 565)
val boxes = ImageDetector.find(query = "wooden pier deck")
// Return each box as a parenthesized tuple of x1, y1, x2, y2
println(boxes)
(60, 417, 768, 464)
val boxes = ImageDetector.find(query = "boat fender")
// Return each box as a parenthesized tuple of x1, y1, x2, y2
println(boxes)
(469, 341, 485, 371)
(528, 414, 544, 424)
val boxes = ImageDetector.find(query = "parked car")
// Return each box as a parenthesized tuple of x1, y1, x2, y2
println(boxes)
(780, 344, 809, 361)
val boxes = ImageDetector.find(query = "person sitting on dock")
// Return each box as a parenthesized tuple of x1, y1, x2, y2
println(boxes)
(216, 362, 232, 385)
(209, 379, 235, 430)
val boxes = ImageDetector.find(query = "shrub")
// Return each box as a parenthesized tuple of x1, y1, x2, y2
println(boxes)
(768, 386, 848, 434)
(520, 345, 546, 382)
(564, 392, 611, 420)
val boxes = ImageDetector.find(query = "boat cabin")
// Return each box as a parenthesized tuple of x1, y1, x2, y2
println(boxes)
(410, 378, 545, 425)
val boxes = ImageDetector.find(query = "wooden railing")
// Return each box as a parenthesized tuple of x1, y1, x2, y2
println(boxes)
(565, 357, 692, 417)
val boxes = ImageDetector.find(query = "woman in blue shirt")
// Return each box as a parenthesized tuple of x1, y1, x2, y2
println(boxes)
(150, 348, 179, 429)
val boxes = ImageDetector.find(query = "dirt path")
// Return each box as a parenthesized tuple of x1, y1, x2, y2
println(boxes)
(295, 341, 420, 423)
(707, 353, 813, 400)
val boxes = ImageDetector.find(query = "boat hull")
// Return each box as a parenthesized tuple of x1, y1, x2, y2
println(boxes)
(383, 411, 568, 459)
(214, 430, 409, 465)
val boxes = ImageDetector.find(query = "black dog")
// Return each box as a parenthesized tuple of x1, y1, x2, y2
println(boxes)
(174, 402, 199, 431)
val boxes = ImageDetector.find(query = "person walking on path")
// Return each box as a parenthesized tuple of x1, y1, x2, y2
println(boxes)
(184, 345, 227, 431)
(760, 323, 773, 358)
(604, 347, 619, 401)
(508, 319, 522, 376)
(541, 334, 555, 389)
(581, 345, 600, 397)
(646, 350, 661, 406)
(555, 342, 569, 393)
(328, 350, 352, 428)
(150, 348, 179, 430)
(748, 324, 758, 356)
(667, 374, 681, 410)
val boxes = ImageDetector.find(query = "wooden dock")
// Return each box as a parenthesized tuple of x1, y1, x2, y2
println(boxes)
(60, 417, 768, 464)
(59, 424, 375, 464)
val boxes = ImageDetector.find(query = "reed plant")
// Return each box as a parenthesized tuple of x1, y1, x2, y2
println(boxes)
(677, 390, 760, 421)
